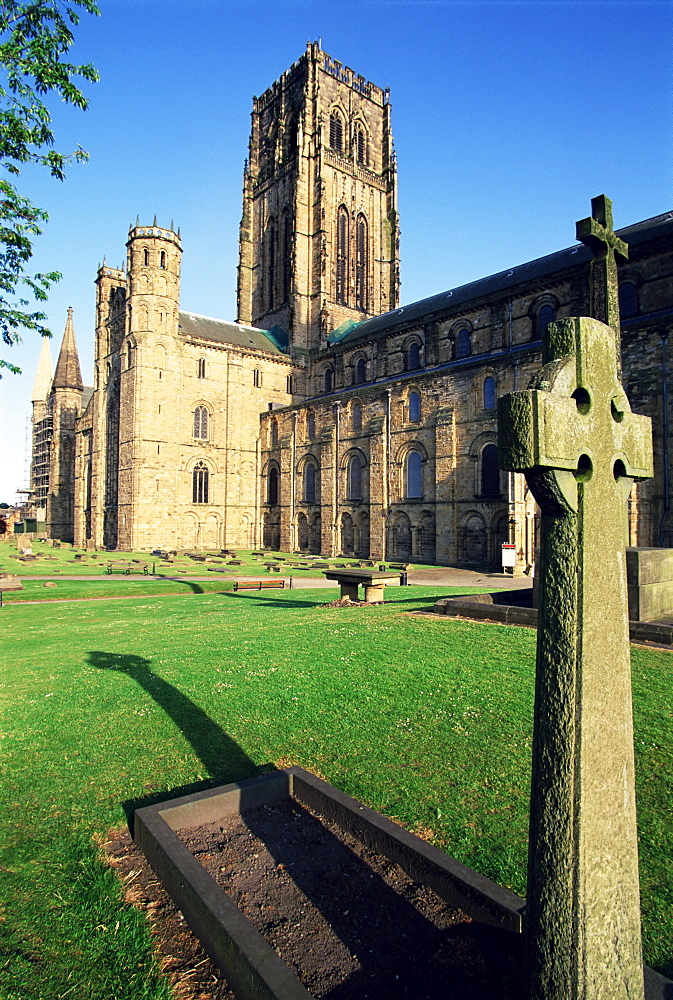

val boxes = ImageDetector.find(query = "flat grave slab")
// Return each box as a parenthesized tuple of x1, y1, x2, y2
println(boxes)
(134, 768, 525, 1000)
(134, 768, 671, 1000)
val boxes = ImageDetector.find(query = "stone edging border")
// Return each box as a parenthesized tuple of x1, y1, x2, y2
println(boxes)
(134, 768, 672, 1000)
(433, 596, 673, 647)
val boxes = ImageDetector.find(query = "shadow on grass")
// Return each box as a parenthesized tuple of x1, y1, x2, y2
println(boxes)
(219, 591, 322, 609)
(87, 651, 267, 831)
(152, 576, 206, 594)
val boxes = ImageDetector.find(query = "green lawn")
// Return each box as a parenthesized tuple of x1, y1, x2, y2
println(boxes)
(1, 588, 671, 1000)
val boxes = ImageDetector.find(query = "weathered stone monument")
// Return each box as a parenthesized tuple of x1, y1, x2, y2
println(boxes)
(498, 197, 653, 999)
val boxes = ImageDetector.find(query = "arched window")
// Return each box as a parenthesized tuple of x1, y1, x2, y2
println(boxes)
(160, 250, 166, 270)
(408, 391, 421, 422)
(306, 410, 315, 439)
(355, 357, 367, 384)
(336, 206, 349, 305)
(304, 463, 317, 503)
(456, 328, 472, 358)
(198, 358, 206, 379)
(355, 214, 368, 311)
(270, 420, 279, 447)
(481, 443, 500, 497)
(483, 376, 496, 410)
(286, 115, 298, 157)
(287, 374, 294, 394)
(536, 304, 555, 339)
(253, 368, 261, 388)
(281, 208, 292, 303)
(348, 455, 363, 500)
(406, 451, 423, 499)
(407, 342, 421, 370)
(352, 402, 362, 433)
(267, 466, 279, 505)
(193, 405, 208, 439)
(619, 281, 638, 319)
(324, 367, 333, 393)
(266, 218, 276, 311)
(329, 109, 343, 152)
(143, 248, 150, 266)
(354, 123, 367, 165)
(193, 462, 209, 504)
(127, 343, 133, 369)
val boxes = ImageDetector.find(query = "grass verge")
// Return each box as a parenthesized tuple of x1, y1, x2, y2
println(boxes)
(1, 587, 671, 999)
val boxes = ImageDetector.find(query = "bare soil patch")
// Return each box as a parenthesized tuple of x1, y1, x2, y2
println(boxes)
(106, 799, 523, 999)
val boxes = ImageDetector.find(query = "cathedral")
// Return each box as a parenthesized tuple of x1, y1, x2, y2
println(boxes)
(30, 43, 673, 568)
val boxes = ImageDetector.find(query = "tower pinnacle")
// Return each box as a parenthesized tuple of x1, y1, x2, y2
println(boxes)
(52, 307, 83, 391)
(31, 335, 53, 403)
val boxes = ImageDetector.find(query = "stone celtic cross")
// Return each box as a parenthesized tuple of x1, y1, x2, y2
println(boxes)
(576, 193, 629, 332)
(498, 200, 653, 999)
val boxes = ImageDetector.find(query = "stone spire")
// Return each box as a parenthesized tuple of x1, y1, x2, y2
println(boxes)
(31, 335, 53, 402)
(52, 307, 83, 391)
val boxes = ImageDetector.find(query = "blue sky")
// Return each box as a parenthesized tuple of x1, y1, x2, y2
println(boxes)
(1, 0, 671, 503)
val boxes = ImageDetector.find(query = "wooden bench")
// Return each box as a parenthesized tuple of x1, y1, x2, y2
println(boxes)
(233, 580, 286, 592)
(106, 563, 149, 575)
(0, 574, 22, 607)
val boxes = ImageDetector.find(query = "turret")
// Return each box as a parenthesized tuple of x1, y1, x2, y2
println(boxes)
(46, 308, 84, 541)
(126, 221, 182, 340)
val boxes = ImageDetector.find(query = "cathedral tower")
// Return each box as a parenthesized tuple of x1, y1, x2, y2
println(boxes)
(237, 43, 399, 352)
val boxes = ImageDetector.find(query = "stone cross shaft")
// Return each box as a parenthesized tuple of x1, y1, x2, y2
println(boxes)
(498, 315, 652, 1000)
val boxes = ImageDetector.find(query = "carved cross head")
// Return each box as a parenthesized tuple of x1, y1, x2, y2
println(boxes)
(498, 317, 652, 515)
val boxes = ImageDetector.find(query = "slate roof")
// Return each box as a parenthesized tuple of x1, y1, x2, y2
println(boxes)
(331, 211, 673, 347)
(177, 311, 286, 355)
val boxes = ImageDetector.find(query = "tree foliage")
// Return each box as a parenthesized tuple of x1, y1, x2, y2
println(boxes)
(0, 0, 99, 374)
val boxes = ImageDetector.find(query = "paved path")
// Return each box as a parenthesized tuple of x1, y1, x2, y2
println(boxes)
(16, 568, 533, 590)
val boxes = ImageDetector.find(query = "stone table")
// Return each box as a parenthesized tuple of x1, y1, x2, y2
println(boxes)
(322, 568, 401, 603)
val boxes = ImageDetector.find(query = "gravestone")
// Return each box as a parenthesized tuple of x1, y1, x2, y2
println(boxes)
(498, 197, 653, 999)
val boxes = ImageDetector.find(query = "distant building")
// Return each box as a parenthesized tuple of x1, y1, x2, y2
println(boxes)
(31, 44, 673, 566)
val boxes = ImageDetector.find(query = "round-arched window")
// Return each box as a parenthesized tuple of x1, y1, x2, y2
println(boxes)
(481, 444, 500, 496)
(456, 329, 472, 358)
(304, 463, 317, 503)
(483, 377, 496, 410)
(408, 391, 421, 422)
(193, 405, 208, 440)
(536, 305, 555, 339)
(193, 462, 209, 504)
(407, 342, 421, 370)
(267, 466, 279, 506)
(348, 456, 363, 500)
(406, 451, 423, 498)
(619, 281, 638, 318)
